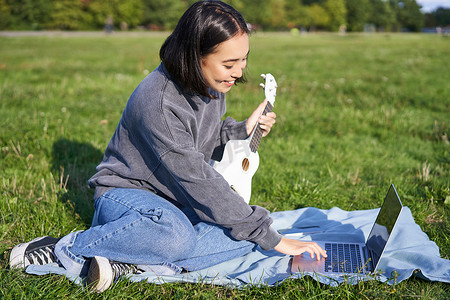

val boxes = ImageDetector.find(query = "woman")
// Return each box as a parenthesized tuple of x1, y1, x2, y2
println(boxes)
(10, 1, 326, 292)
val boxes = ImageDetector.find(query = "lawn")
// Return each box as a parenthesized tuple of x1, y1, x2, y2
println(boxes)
(0, 31, 449, 298)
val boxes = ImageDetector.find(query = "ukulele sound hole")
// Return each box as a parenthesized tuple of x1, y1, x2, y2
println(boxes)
(242, 158, 250, 172)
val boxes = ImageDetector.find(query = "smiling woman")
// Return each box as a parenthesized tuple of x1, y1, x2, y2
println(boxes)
(9, 0, 325, 294)
(201, 33, 249, 94)
(159, 0, 249, 98)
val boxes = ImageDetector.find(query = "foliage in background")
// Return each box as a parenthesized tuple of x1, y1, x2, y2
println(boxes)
(0, 0, 446, 32)
(425, 6, 450, 27)
(141, 0, 189, 30)
(368, 0, 396, 31)
(46, 0, 93, 30)
(390, 0, 425, 31)
(345, 0, 369, 31)
(323, 0, 347, 31)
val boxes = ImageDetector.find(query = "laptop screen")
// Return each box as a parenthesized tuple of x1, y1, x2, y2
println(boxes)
(366, 185, 403, 269)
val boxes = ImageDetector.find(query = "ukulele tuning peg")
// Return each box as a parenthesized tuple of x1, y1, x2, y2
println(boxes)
(260, 74, 266, 79)
(259, 83, 265, 89)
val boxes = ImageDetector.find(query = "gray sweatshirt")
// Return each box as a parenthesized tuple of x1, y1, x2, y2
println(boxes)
(88, 63, 282, 250)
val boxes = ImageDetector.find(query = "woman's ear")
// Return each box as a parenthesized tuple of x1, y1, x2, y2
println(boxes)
(200, 57, 206, 67)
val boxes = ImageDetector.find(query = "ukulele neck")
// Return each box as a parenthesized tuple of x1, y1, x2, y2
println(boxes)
(249, 101, 273, 153)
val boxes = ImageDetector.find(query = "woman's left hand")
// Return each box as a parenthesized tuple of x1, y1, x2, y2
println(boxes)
(246, 99, 276, 136)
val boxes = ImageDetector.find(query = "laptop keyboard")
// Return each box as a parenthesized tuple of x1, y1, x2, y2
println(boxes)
(324, 243, 366, 273)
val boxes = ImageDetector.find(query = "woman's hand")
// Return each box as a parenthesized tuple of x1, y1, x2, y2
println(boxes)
(274, 237, 328, 261)
(246, 99, 276, 136)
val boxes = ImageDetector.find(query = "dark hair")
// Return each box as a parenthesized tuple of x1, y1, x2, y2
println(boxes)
(160, 0, 249, 98)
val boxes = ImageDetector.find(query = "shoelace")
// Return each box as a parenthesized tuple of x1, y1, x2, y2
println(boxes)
(111, 262, 142, 281)
(25, 246, 57, 266)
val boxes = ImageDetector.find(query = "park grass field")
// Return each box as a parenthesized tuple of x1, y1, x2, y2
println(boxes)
(0, 32, 449, 298)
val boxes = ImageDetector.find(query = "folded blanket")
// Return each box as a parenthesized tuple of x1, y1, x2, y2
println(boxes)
(26, 206, 450, 287)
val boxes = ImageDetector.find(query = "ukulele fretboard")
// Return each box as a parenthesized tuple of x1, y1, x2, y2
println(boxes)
(249, 102, 273, 152)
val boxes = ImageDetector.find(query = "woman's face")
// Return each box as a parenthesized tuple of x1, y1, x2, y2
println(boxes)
(201, 33, 249, 94)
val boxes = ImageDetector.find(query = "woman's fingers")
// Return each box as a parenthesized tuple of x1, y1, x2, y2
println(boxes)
(258, 112, 276, 136)
(274, 237, 327, 260)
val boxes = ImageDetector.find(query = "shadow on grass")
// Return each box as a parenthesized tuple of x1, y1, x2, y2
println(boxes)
(52, 138, 103, 226)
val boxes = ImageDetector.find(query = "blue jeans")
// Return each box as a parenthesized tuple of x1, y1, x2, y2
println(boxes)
(54, 188, 256, 276)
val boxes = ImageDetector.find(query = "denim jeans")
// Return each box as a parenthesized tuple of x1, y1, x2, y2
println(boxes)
(54, 188, 256, 276)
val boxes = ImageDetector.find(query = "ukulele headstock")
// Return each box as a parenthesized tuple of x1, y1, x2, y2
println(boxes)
(260, 73, 277, 106)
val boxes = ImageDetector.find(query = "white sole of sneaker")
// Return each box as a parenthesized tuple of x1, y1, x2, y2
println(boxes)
(87, 256, 114, 293)
(9, 236, 48, 269)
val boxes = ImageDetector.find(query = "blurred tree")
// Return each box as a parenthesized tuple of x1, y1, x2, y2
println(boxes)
(5, 0, 52, 29)
(0, 0, 11, 29)
(239, 0, 272, 28)
(223, 0, 246, 12)
(0, 0, 433, 32)
(368, 0, 396, 31)
(88, 0, 144, 29)
(142, 0, 187, 29)
(323, 0, 347, 31)
(47, 0, 92, 30)
(114, 0, 144, 28)
(346, 0, 370, 32)
(268, 0, 287, 29)
(433, 7, 450, 26)
(389, 0, 424, 31)
(306, 3, 330, 30)
(302, 0, 324, 5)
(285, 0, 308, 28)
(424, 11, 437, 27)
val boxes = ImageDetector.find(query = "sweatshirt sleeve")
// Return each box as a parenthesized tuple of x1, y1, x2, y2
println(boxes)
(211, 116, 248, 162)
(219, 116, 248, 141)
(157, 147, 281, 250)
(211, 89, 249, 144)
(210, 90, 249, 161)
(157, 145, 282, 250)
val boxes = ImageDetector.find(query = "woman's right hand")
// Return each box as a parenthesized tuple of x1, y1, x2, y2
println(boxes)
(273, 237, 327, 260)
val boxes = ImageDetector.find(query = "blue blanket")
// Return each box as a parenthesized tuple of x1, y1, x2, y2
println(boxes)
(26, 206, 450, 287)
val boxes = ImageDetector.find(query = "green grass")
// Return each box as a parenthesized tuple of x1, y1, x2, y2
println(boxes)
(1, 32, 449, 298)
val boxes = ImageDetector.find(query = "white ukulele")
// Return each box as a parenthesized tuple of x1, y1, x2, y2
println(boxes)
(212, 73, 278, 203)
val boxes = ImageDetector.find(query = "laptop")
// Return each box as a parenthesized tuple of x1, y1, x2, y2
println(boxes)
(290, 184, 403, 275)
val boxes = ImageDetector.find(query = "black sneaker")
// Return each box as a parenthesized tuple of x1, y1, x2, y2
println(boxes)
(10, 236, 60, 269)
(86, 256, 143, 292)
